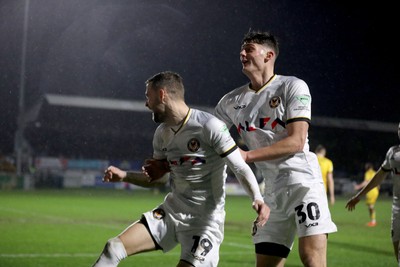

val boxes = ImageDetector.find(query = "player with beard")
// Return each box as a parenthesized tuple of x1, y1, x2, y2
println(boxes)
(92, 71, 270, 267)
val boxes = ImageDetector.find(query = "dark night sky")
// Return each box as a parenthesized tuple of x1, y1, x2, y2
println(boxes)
(0, 0, 397, 170)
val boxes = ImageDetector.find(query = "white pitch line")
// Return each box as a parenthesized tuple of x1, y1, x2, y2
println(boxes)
(0, 206, 122, 230)
(1, 207, 253, 259)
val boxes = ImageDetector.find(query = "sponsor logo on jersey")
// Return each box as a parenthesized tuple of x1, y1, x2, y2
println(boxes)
(220, 124, 229, 133)
(296, 95, 310, 105)
(170, 156, 206, 166)
(152, 208, 165, 220)
(233, 104, 246, 110)
(237, 117, 285, 133)
(187, 138, 200, 152)
(269, 96, 281, 108)
(305, 222, 319, 228)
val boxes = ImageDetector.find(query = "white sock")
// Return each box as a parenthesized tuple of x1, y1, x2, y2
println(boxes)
(92, 237, 127, 267)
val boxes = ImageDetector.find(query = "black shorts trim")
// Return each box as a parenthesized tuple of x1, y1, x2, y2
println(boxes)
(255, 242, 290, 258)
(139, 215, 162, 250)
(180, 259, 195, 266)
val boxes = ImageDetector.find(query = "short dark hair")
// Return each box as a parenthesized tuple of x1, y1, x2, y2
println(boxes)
(241, 30, 279, 57)
(315, 144, 326, 153)
(365, 162, 374, 170)
(145, 71, 185, 99)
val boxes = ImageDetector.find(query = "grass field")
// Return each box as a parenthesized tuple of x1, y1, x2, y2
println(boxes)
(0, 188, 396, 266)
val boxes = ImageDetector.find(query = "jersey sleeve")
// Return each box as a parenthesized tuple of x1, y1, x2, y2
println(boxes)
(203, 116, 237, 157)
(224, 149, 264, 202)
(285, 78, 312, 124)
(214, 96, 234, 129)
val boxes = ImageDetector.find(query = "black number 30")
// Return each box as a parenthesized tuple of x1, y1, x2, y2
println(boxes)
(294, 202, 320, 224)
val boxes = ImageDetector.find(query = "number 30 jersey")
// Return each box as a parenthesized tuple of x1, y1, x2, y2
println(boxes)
(214, 74, 321, 185)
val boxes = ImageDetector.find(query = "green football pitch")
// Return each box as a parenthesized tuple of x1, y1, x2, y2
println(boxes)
(0, 188, 396, 266)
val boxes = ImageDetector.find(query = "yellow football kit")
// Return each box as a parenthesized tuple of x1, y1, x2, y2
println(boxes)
(317, 155, 333, 192)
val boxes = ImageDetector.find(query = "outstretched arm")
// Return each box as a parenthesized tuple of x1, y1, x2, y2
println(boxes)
(103, 163, 169, 188)
(224, 148, 270, 227)
(346, 167, 388, 211)
(354, 179, 369, 191)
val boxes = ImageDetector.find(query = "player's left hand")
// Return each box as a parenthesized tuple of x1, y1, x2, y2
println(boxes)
(345, 196, 360, 211)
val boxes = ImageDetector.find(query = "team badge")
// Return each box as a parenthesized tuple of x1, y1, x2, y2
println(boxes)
(152, 208, 165, 220)
(187, 138, 200, 152)
(269, 96, 281, 108)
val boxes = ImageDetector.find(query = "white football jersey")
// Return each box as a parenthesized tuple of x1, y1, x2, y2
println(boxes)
(152, 108, 237, 216)
(382, 145, 400, 202)
(215, 74, 321, 185)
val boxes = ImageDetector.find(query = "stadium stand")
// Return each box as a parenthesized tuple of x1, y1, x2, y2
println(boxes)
(10, 94, 398, 194)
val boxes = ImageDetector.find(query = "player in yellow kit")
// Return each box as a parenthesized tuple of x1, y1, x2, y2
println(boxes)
(315, 145, 335, 205)
(354, 162, 379, 226)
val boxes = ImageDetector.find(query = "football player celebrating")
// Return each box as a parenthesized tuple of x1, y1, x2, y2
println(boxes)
(214, 30, 337, 267)
(92, 71, 269, 267)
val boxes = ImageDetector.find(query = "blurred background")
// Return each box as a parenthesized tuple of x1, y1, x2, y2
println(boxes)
(0, 0, 397, 192)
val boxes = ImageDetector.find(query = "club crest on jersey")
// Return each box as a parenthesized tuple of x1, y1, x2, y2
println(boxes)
(269, 96, 281, 108)
(152, 208, 165, 220)
(187, 138, 200, 152)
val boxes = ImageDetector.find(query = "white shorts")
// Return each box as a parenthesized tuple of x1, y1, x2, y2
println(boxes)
(252, 181, 337, 249)
(392, 201, 400, 243)
(143, 201, 225, 267)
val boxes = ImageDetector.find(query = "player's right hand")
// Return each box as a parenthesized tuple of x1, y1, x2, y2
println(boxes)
(142, 159, 170, 182)
(103, 166, 126, 183)
(252, 199, 270, 227)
